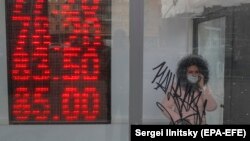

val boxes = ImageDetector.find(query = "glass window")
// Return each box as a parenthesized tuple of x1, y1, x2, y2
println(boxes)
(1, 0, 129, 140)
(143, 0, 250, 125)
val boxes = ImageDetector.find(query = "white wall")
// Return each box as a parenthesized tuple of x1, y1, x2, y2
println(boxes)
(142, 0, 193, 124)
(0, 0, 130, 141)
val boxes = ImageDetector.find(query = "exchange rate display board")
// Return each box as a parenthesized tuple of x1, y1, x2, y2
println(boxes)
(5, 0, 111, 124)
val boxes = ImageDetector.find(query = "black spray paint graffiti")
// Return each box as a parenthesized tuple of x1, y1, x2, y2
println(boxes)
(151, 62, 175, 93)
(152, 62, 207, 125)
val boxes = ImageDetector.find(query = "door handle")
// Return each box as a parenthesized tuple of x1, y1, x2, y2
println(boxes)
(220, 104, 224, 108)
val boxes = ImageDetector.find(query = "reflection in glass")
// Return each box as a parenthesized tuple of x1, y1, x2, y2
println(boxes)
(198, 17, 226, 124)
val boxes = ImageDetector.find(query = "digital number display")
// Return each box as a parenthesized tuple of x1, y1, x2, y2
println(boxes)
(5, 0, 111, 124)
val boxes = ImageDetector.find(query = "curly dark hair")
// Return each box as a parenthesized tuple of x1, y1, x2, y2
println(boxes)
(176, 54, 209, 86)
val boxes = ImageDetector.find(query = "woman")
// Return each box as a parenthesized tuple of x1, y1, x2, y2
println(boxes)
(161, 54, 217, 125)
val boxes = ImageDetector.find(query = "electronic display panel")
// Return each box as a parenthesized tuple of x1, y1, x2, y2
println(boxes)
(5, 0, 111, 124)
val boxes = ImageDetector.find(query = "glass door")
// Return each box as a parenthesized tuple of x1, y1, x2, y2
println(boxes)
(197, 17, 226, 124)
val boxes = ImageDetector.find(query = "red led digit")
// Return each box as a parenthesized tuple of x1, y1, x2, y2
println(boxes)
(81, 0, 101, 81)
(13, 0, 26, 14)
(82, 87, 100, 121)
(62, 87, 100, 121)
(32, 87, 51, 121)
(32, 0, 51, 80)
(82, 20, 102, 48)
(32, 18, 51, 80)
(59, 1, 82, 81)
(11, 16, 31, 80)
(33, 0, 46, 15)
(62, 47, 81, 80)
(82, 48, 100, 80)
(61, 1, 81, 46)
(82, 0, 102, 48)
(62, 87, 81, 121)
(12, 87, 31, 121)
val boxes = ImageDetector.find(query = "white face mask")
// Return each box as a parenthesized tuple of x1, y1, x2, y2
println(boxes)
(187, 75, 199, 84)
